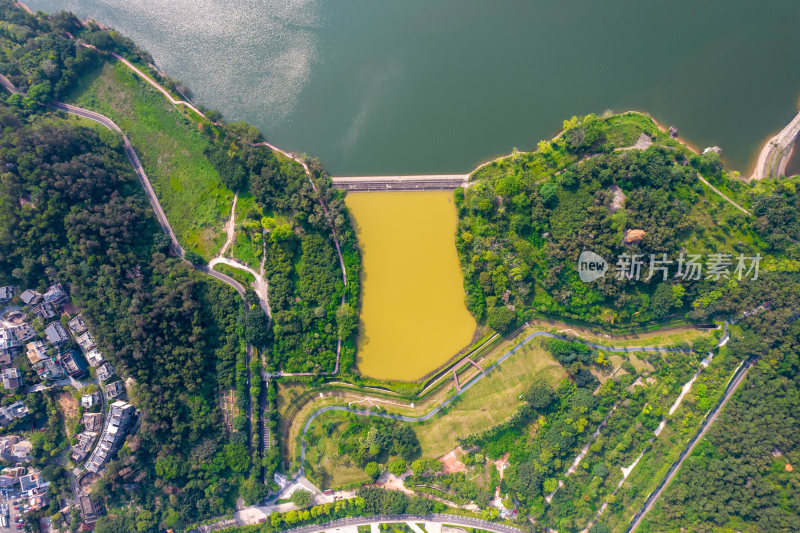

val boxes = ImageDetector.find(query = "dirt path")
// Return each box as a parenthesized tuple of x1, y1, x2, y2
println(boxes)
(219, 192, 238, 257)
(625, 358, 753, 532)
(208, 256, 271, 317)
(88, 40, 345, 372)
(208, 191, 272, 317)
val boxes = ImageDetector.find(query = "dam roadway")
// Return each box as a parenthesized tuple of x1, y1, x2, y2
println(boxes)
(330, 174, 470, 191)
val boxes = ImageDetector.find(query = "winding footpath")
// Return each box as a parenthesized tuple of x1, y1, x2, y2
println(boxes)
(255, 142, 347, 376)
(207, 190, 272, 317)
(1, 73, 248, 301)
(299, 330, 692, 469)
(104, 51, 349, 372)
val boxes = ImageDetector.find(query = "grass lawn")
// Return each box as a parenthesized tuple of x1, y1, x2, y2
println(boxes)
(285, 338, 565, 469)
(628, 352, 656, 373)
(231, 232, 261, 269)
(303, 410, 373, 489)
(281, 321, 713, 468)
(409, 338, 564, 458)
(212, 263, 255, 289)
(526, 318, 716, 349)
(230, 192, 266, 269)
(234, 192, 261, 226)
(66, 61, 233, 259)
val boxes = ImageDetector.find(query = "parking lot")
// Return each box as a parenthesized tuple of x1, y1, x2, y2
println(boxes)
(0, 487, 27, 531)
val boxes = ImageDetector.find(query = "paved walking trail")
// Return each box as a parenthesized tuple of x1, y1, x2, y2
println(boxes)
(299, 329, 692, 468)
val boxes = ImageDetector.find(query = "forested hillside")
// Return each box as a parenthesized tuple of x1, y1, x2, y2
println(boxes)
(0, 0, 361, 375)
(646, 269, 800, 532)
(457, 113, 768, 331)
(0, 0, 358, 527)
(0, 101, 248, 527)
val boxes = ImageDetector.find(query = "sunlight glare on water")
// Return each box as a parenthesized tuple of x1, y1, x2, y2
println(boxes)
(26, 0, 800, 175)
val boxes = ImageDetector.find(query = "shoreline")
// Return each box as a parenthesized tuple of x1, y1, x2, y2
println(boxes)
(468, 109, 703, 179)
(750, 108, 800, 180)
(18, 0, 786, 182)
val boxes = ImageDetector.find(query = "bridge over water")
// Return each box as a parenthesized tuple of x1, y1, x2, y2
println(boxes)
(330, 174, 470, 191)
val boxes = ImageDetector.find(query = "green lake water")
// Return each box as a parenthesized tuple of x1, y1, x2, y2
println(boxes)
(27, 0, 800, 175)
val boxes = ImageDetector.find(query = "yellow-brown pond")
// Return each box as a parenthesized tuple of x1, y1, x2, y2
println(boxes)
(346, 191, 477, 381)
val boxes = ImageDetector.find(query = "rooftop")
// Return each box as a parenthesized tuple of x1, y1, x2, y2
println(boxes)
(42, 283, 68, 305)
(19, 290, 41, 306)
(44, 321, 69, 345)
(67, 314, 87, 333)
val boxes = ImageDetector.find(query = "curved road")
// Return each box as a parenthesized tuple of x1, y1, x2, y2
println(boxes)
(299, 329, 692, 468)
(2, 77, 246, 297)
(47, 101, 247, 299)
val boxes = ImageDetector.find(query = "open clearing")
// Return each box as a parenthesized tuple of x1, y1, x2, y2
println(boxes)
(413, 339, 565, 457)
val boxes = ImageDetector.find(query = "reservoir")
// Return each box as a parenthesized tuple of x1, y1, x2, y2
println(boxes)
(26, 0, 800, 176)
(345, 191, 476, 381)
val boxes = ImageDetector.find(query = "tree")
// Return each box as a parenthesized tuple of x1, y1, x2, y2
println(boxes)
(245, 309, 271, 347)
(388, 459, 407, 477)
(134, 510, 156, 533)
(291, 489, 313, 508)
(651, 282, 675, 319)
(24, 82, 52, 107)
(241, 475, 268, 506)
(406, 496, 433, 515)
(524, 378, 555, 410)
(336, 303, 357, 339)
(482, 507, 500, 521)
(364, 461, 381, 480)
(94, 514, 135, 533)
(411, 459, 427, 476)
(184, 250, 204, 265)
(488, 306, 516, 333)
(506, 461, 542, 500)
(224, 442, 250, 473)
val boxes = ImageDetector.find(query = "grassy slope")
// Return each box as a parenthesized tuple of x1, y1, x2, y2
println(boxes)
(212, 262, 255, 288)
(282, 338, 565, 488)
(280, 323, 715, 466)
(66, 61, 233, 259)
(414, 339, 565, 457)
(286, 331, 717, 489)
